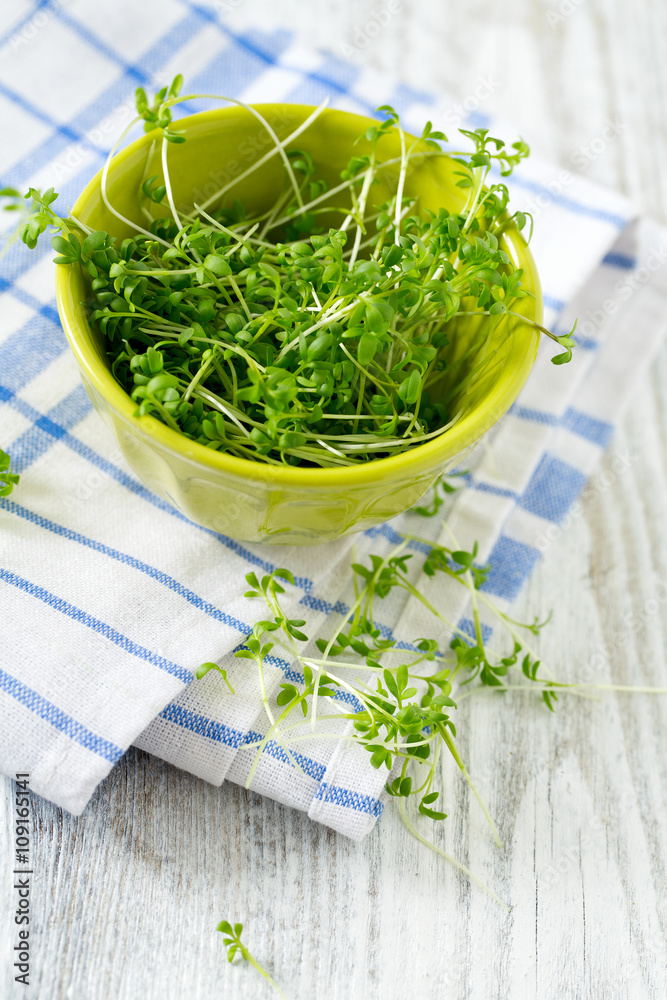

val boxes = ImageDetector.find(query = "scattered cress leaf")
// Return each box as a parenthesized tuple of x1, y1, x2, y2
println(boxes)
(216, 920, 290, 999)
(0, 449, 20, 497)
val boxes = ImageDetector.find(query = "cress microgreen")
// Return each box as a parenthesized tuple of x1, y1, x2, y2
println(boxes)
(0, 449, 19, 497)
(201, 522, 667, 901)
(196, 660, 235, 693)
(19, 75, 575, 469)
(0, 187, 21, 210)
(204, 533, 565, 898)
(217, 920, 290, 1000)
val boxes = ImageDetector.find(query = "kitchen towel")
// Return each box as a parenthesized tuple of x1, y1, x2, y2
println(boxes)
(1, 0, 666, 840)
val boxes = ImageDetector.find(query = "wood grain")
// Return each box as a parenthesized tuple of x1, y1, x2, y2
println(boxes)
(2, 1, 667, 997)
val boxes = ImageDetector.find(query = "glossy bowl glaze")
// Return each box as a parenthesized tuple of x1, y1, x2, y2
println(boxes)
(55, 105, 542, 544)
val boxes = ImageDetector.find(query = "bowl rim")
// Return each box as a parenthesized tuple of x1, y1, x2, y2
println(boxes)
(55, 103, 542, 487)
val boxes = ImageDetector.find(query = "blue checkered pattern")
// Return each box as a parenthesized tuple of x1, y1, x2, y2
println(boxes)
(1, 0, 665, 839)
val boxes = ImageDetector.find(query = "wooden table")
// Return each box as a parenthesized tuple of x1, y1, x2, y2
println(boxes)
(2, 1, 666, 997)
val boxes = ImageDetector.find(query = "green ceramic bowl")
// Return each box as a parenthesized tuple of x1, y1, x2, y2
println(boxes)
(55, 105, 542, 545)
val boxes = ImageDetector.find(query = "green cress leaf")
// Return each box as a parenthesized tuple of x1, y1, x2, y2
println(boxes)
(0, 449, 20, 497)
(216, 921, 289, 998)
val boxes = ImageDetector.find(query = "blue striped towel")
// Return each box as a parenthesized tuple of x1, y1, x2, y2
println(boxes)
(1, 1, 667, 840)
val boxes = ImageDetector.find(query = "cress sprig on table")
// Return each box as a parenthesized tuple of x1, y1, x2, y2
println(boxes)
(217, 921, 290, 1000)
(17, 75, 575, 468)
(203, 501, 666, 899)
(198, 501, 569, 898)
